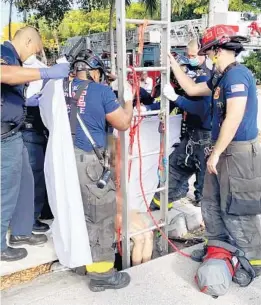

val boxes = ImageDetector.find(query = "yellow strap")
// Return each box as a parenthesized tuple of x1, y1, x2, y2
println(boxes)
(250, 259, 261, 266)
(153, 197, 173, 209)
(170, 107, 179, 116)
(86, 262, 114, 273)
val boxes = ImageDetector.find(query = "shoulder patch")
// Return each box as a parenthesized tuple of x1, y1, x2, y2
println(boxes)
(214, 87, 220, 99)
(231, 84, 245, 93)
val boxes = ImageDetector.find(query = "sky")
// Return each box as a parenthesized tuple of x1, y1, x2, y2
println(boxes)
(1, 1, 22, 34)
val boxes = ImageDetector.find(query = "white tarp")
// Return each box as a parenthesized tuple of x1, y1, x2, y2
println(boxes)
(23, 60, 46, 97)
(39, 80, 92, 267)
(126, 115, 182, 212)
(25, 60, 92, 268)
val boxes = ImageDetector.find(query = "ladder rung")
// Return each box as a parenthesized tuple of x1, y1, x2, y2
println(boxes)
(130, 222, 166, 238)
(135, 186, 165, 198)
(129, 150, 160, 160)
(127, 66, 167, 73)
(134, 110, 161, 116)
(125, 19, 168, 26)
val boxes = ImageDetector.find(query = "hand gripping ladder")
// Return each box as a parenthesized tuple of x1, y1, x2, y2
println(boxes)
(115, 0, 171, 269)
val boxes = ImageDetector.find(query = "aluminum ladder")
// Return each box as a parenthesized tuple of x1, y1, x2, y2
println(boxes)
(115, 0, 171, 269)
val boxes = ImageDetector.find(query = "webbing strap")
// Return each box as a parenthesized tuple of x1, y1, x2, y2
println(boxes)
(69, 80, 91, 136)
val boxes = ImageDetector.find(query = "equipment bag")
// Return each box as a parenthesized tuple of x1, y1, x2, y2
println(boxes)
(195, 246, 237, 298)
(195, 240, 256, 298)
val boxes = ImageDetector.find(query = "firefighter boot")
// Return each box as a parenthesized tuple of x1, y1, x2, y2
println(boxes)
(233, 260, 261, 287)
(233, 268, 253, 287)
(253, 266, 261, 277)
(150, 196, 173, 211)
(88, 269, 131, 292)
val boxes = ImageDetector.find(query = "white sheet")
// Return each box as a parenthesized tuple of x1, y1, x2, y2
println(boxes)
(127, 115, 182, 211)
(23, 60, 46, 98)
(38, 80, 92, 267)
(24, 58, 92, 267)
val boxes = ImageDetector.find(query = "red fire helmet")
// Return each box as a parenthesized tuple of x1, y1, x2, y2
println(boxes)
(198, 24, 249, 55)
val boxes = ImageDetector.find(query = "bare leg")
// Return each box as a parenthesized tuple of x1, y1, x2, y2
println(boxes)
(131, 235, 145, 266)
(130, 211, 147, 266)
(142, 231, 153, 263)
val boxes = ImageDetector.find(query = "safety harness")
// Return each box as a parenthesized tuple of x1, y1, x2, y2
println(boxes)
(177, 67, 212, 171)
(64, 79, 111, 189)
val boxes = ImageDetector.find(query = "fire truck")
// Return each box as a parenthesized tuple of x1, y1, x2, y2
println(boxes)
(61, 10, 261, 84)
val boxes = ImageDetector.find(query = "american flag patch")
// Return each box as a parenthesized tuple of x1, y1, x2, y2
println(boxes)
(231, 84, 245, 93)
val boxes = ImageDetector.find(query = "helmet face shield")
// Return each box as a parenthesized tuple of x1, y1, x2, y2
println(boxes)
(73, 61, 90, 72)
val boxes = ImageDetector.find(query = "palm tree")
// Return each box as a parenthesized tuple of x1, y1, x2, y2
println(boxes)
(6, 0, 24, 40)
(8, 0, 14, 40)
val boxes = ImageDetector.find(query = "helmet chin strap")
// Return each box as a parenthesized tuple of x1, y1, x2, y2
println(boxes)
(212, 49, 219, 65)
(84, 69, 94, 82)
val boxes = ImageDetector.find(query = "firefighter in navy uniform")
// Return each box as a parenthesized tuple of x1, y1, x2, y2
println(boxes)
(66, 51, 133, 291)
(168, 24, 261, 280)
(179, 39, 212, 205)
(150, 47, 212, 210)
(21, 101, 50, 232)
(1, 26, 69, 262)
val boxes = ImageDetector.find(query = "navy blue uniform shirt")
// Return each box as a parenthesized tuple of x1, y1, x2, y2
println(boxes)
(1, 41, 26, 124)
(71, 78, 120, 152)
(207, 64, 258, 141)
(176, 75, 212, 130)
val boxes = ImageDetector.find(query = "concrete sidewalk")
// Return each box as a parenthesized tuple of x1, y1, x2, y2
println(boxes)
(2, 245, 261, 305)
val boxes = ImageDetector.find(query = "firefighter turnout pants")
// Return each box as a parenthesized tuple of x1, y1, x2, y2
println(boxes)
(202, 137, 261, 262)
(75, 147, 116, 273)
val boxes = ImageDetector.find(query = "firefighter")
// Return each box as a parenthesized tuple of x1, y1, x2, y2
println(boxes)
(21, 57, 51, 233)
(186, 39, 212, 78)
(68, 51, 133, 291)
(1, 26, 69, 261)
(150, 52, 212, 210)
(179, 39, 212, 206)
(168, 24, 261, 276)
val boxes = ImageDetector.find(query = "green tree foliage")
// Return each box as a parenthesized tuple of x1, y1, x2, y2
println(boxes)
(58, 3, 155, 40)
(1, 22, 25, 42)
(5, 0, 75, 51)
(171, 0, 261, 21)
(77, 0, 158, 17)
(243, 51, 261, 81)
(10, 0, 74, 23)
